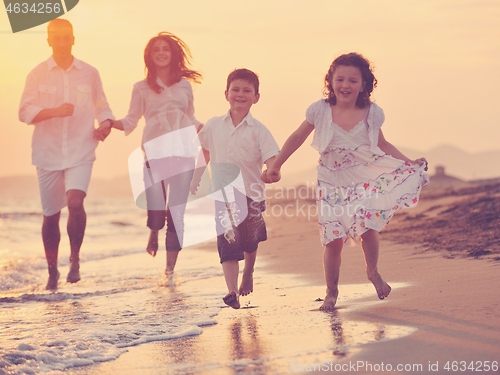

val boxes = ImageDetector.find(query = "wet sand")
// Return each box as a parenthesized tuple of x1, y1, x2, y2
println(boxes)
(81, 180, 500, 374)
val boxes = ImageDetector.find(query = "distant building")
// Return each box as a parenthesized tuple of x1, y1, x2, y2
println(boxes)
(429, 165, 466, 187)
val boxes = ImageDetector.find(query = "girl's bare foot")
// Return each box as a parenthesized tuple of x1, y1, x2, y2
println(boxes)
(320, 287, 338, 310)
(238, 272, 253, 296)
(223, 290, 240, 309)
(368, 271, 391, 300)
(147, 230, 159, 257)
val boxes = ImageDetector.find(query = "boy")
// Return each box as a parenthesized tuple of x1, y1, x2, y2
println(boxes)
(190, 69, 280, 309)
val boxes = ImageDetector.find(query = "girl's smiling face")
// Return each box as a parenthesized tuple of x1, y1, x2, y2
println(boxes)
(151, 39, 172, 69)
(332, 65, 366, 105)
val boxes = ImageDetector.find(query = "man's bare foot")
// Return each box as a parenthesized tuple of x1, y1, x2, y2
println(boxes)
(165, 270, 175, 286)
(67, 262, 80, 283)
(368, 271, 391, 300)
(46, 270, 60, 290)
(223, 291, 240, 309)
(238, 272, 253, 296)
(147, 230, 159, 257)
(320, 287, 338, 310)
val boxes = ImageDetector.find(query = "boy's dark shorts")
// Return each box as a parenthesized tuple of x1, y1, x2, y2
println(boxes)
(215, 192, 267, 264)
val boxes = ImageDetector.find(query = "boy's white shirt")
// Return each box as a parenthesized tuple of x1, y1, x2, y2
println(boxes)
(198, 110, 280, 202)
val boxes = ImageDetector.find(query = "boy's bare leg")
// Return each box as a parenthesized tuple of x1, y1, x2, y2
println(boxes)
(222, 260, 240, 309)
(360, 229, 391, 299)
(166, 250, 179, 274)
(321, 238, 343, 310)
(42, 212, 61, 290)
(239, 250, 257, 296)
(66, 189, 86, 283)
(147, 229, 159, 256)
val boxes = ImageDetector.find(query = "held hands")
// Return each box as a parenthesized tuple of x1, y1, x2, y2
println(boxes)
(94, 119, 113, 142)
(261, 168, 281, 184)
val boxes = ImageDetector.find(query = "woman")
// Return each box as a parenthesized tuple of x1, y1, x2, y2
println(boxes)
(112, 32, 202, 274)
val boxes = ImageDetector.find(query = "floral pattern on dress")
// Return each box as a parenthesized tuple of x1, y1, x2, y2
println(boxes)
(317, 146, 428, 247)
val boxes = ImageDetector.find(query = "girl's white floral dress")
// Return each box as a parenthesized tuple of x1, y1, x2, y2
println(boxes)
(306, 99, 429, 246)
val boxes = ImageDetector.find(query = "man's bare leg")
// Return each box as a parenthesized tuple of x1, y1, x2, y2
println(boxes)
(321, 238, 343, 310)
(360, 229, 391, 299)
(239, 250, 257, 297)
(166, 250, 179, 274)
(147, 230, 159, 257)
(42, 212, 61, 290)
(66, 189, 86, 283)
(222, 259, 240, 309)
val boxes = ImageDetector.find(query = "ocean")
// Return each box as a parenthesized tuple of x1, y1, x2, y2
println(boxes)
(0, 195, 417, 374)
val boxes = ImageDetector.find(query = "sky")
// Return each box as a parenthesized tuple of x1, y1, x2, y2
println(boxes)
(1, 0, 499, 180)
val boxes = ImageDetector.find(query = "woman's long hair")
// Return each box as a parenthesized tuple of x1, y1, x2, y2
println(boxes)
(144, 32, 202, 93)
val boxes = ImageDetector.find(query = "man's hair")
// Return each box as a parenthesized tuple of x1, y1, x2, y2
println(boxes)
(226, 68, 259, 95)
(47, 18, 73, 35)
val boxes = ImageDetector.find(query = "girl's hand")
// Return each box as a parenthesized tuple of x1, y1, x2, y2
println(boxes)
(413, 157, 428, 171)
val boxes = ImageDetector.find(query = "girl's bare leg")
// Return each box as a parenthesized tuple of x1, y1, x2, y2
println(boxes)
(360, 229, 391, 299)
(321, 238, 343, 310)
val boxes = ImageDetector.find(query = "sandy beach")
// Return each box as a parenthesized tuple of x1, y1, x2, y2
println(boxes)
(72, 178, 500, 375)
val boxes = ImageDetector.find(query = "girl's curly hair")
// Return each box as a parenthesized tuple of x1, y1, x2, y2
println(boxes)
(323, 52, 377, 108)
(144, 32, 202, 94)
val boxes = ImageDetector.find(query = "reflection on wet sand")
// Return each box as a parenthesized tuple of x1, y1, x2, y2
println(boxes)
(82, 276, 417, 374)
(228, 315, 268, 363)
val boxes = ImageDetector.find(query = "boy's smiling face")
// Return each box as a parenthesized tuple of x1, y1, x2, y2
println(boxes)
(225, 79, 260, 113)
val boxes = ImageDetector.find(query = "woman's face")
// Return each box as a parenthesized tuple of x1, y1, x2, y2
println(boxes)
(150, 39, 172, 69)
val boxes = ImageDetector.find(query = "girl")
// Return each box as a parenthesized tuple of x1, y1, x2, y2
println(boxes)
(264, 53, 428, 310)
(111, 32, 202, 274)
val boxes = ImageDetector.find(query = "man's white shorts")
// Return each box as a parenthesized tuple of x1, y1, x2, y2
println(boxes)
(37, 162, 93, 216)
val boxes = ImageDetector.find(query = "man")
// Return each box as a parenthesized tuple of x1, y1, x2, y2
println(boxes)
(18, 18, 114, 290)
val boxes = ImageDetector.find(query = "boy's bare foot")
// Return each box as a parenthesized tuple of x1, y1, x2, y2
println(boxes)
(46, 270, 60, 290)
(67, 262, 80, 283)
(368, 271, 391, 300)
(320, 287, 338, 310)
(147, 230, 159, 257)
(238, 272, 253, 296)
(223, 291, 240, 309)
